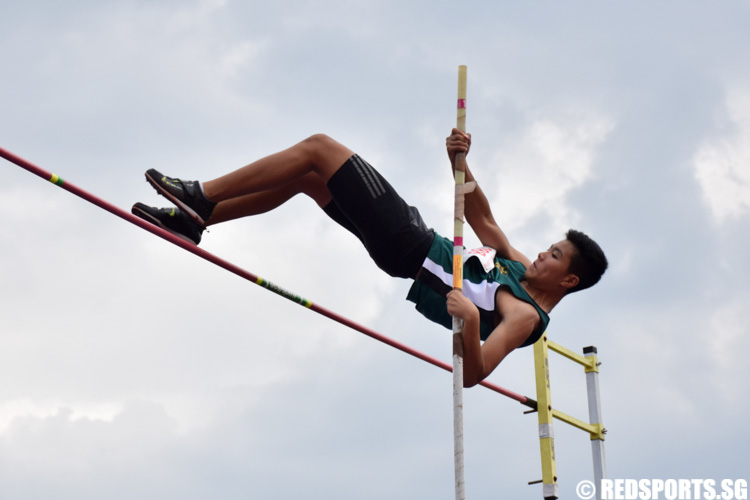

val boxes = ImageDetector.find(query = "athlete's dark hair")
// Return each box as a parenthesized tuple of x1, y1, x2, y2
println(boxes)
(565, 229, 608, 294)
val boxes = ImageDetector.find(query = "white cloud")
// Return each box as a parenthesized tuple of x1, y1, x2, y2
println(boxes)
(417, 107, 615, 253)
(0, 400, 185, 499)
(0, 400, 122, 435)
(694, 85, 750, 223)
(483, 109, 614, 248)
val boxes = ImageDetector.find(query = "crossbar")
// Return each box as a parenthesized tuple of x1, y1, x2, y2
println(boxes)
(1, 146, 537, 409)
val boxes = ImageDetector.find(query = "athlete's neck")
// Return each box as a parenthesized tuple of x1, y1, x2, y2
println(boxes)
(521, 280, 563, 314)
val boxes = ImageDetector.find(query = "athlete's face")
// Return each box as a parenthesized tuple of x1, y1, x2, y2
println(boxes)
(526, 240, 580, 292)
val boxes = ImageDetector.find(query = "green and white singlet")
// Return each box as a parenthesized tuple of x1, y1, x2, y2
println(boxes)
(406, 234, 549, 347)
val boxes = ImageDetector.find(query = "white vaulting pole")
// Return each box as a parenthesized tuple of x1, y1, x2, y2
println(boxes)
(452, 64, 468, 500)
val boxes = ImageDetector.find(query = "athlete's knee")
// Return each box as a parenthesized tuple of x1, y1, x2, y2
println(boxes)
(301, 133, 341, 152)
(300, 134, 354, 178)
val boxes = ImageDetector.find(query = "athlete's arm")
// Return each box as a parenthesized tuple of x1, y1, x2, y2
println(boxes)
(446, 129, 530, 267)
(446, 288, 537, 387)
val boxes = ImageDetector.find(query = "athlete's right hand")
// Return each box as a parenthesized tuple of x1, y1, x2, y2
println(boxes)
(446, 128, 471, 166)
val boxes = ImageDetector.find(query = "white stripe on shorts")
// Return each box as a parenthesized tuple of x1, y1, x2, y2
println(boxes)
(351, 155, 386, 199)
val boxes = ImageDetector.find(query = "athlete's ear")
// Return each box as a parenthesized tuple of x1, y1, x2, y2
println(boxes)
(561, 274, 579, 291)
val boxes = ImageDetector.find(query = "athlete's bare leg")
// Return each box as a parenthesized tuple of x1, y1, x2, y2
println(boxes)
(206, 171, 331, 226)
(202, 134, 354, 207)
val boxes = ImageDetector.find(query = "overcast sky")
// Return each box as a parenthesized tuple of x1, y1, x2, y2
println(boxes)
(2, 1, 749, 499)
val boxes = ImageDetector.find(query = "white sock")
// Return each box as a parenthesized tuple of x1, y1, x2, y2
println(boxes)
(197, 181, 214, 202)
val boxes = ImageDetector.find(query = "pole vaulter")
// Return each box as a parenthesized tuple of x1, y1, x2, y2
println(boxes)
(0, 145, 537, 408)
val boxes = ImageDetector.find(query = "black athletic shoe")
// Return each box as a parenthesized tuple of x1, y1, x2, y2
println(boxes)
(145, 169, 216, 225)
(132, 202, 204, 245)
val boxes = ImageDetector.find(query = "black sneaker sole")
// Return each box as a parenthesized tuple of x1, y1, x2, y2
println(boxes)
(144, 170, 207, 226)
(132, 204, 199, 245)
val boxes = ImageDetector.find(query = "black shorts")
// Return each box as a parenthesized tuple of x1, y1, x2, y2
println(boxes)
(324, 154, 435, 279)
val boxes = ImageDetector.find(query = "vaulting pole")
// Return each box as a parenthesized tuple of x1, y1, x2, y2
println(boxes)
(452, 64, 469, 500)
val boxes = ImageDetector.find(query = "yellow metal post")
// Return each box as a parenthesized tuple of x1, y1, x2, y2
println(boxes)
(532, 337, 607, 499)
(533, 334, 559, 500)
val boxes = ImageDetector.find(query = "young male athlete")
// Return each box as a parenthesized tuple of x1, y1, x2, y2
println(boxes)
(132, 130, 608, 387)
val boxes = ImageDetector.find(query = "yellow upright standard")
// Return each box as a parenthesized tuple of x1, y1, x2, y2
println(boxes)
(533, 335, 607, 500)
(534, 335, 559, 500)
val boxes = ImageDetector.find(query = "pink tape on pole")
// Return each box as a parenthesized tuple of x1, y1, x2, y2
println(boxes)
(457, 99, 467, 109)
